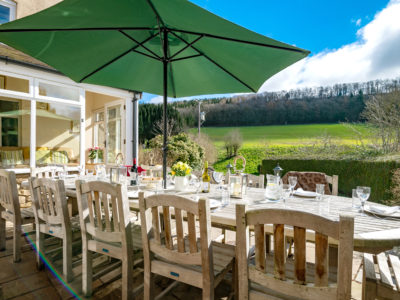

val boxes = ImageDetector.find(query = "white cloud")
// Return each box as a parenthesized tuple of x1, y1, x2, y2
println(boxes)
(352, 18, 362, 27)
(261, 0, 400, 92)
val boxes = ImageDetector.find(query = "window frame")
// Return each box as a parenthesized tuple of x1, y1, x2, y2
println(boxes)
(0, 0, 16, 24)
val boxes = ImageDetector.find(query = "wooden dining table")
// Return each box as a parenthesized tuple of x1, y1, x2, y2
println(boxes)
(21, 178, 400, 255)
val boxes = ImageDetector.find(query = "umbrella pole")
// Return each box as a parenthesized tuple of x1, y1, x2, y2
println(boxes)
(162, 28, 168, 189)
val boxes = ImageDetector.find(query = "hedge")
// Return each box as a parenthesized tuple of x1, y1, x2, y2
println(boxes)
(261, 159, 400, 204)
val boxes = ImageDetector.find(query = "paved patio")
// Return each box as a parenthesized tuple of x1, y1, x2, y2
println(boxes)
(0, 223, 364, 300)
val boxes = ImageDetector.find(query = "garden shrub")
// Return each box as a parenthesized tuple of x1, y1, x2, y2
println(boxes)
(148, 133, 204, 170)
(261, 159, 400, 204)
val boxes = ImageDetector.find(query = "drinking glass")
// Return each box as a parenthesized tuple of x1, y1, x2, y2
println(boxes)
(190, 177, 201, 200)
(288, 176, 297, 198)
(316, 184, 325, 201)
(356, 186, 371, 214)
(352, 189, 360, 209)
(221, 185, 230, 207)
(280, 184, 291, 203)
(95, 164, 106, 180)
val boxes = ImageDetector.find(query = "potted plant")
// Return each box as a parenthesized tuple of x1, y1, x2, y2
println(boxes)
(171, 161, 191, 191)
(88, 147, 103, 163)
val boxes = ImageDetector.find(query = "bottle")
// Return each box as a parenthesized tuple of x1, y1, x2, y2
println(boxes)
(130, 158, 137, 186)
(202, 161, 211, 193)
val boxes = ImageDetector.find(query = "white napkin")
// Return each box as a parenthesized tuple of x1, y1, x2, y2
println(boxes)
(294, 188, 317, 198)
(127, 190, 139, 198)
(209, 199, 221, 209)
(367, 205, 400, 215)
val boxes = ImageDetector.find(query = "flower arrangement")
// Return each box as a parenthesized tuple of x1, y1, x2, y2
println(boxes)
(88, 147, 103, 161)
(171, 161, 191, 177)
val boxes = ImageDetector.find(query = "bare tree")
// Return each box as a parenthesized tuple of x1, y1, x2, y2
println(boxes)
(362, 91, 400, 153)
(152, 117, 179, 137)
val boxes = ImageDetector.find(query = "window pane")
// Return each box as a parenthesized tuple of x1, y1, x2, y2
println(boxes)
(106, 106, 122, 164)
(39, 82, 80, 101)
(36, 101, 80, 166)
(0, 75, 30, 93)
(0, 5, 10, 24)
(0, 97, 30, 167)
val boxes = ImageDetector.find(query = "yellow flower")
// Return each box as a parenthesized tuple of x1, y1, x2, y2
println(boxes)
(171, 171, 175, 175)
(186, 169, 190, 175)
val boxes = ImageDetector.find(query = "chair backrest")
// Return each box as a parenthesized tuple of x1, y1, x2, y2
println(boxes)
(326, 175, 339, 196)
(75, 180, 131, 247)
(282, 171, 333, 195)
(29, 177, 70, 229)
(236, 205, 354, 300)
(31, 166, 65, 179)
(139, 193, 214, 286)
(0, 169, 20, 215)
(247, 174, 265, 188)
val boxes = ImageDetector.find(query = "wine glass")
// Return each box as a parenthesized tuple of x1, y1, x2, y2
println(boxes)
(288, 176, 297, 198)
(356, 186, 371, 215)
(280, 184, 291, 203)
(213, 172, 225, 192)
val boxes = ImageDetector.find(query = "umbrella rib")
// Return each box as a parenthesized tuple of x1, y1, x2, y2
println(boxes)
(170, 28, 309, 55)
(0, 27, 154, 32)
(169, 35, 203, 60)
(170, 54, 202, 62)
(170, 31, 256, 93)
(119, 30, 161, 60)
(78, 32, 159, 83)
(132, 49, 161, 61)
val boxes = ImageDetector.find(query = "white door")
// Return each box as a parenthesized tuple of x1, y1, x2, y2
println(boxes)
(105, 102, 125, 165)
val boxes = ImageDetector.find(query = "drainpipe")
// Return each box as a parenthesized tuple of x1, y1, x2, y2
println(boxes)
(132, 93, 140, 165)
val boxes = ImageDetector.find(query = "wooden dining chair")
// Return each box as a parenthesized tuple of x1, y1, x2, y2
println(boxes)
(75, 180, 142, 300)
(247, 174, 265, 189)
(362, 252, 400, 299)
(31, 166, 65, 179)
(29, 177, 80, 282)
(139, 193, 236, 300)
(282, 171, 338, 195)
(236, 205, 354, 300)
(0, 170, 35, 262)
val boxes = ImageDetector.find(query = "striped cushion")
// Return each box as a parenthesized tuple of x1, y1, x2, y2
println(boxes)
(36, 149, 52, 164)
(52, 150, 69, 164)
(0, 150, 24, 166)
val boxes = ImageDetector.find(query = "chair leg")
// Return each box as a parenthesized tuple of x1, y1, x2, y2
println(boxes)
(36, 230, 44, 270)
(222, 229, 226, 244)
(13, 221, 21, 262)
(82, 245, 93, 297)
(202, 286, 214, 300)
(143, 271, 154, 300)
(63, 235, 73, 282)
(0, 214, 5, 251)
(121, 259, 133, 300)
(231, 259, 238, 300)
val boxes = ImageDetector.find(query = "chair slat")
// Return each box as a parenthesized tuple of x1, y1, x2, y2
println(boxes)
(87, 191, 95, 227)
(151, 207, 161, 244)
(377, 253, 394, 288)
(174, 208, 185, 252)
(294, 226, 306, 284)
(273, 224, 285, 280)
(162, 206, 173, 249)
(388, 254, 400, 291)
(187, 212, 198, 253)
(315, 232, 329, 287)
(101, 192, 111, 232)
(254, 224, 265, 272)
(93, 191, 102, 229)
(111, 195, 119, 231)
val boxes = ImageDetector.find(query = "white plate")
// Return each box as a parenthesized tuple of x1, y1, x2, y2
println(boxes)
(293, 189, 317, 198)
(209, 199, 221, 210)
(364, 205, 400, 218)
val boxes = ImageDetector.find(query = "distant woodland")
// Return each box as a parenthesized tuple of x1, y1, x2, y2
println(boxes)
(139, 78, 400, 142)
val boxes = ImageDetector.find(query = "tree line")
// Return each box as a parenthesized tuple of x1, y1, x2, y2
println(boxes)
(139, 77, 400, 141)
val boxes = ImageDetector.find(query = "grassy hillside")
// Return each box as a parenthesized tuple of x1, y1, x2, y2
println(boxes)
(190, 123, 371, 147)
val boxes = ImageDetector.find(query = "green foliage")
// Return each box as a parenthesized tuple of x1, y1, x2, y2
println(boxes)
(213, 147, 265, 175)
(261, 159, 400, 204)
(139, 104, 183, 143)
(148, 133, 204, 170)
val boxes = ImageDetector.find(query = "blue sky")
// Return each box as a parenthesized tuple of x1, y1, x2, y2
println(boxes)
(142, 0, 399, 103)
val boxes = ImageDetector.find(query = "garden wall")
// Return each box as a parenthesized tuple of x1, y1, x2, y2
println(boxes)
(261, 159, 400, 204)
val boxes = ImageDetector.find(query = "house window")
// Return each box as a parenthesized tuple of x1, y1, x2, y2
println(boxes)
(0, 0, 16, 25)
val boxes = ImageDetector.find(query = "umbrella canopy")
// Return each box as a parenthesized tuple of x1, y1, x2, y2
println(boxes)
(0, 0, 310, 183)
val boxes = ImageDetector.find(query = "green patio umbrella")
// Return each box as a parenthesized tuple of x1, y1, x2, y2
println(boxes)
(0, 0, 310, 185)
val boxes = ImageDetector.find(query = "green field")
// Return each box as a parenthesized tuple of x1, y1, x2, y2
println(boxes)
(191, 123, 371, 147)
